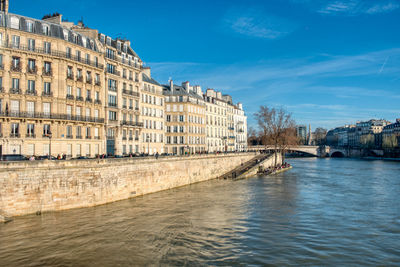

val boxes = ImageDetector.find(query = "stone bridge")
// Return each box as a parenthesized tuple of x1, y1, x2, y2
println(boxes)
(249, 145, 320, 156)
(248, 146, 348, 158)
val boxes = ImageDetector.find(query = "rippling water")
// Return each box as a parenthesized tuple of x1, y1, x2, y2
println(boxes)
(1, 158, 400, 266)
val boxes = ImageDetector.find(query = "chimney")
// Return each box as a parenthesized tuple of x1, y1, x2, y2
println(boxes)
(216, 91, 222, 99)
(43, 13, 63, 24)
(237, 103, 243, 110)
(142, 67, 151, 78)
(182, 81, 190, 91)
(169, 79, 173, 90)
(1, 0, 9, 13)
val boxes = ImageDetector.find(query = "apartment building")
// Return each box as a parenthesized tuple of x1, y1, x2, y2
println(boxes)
(141, 67, 164, 154)
(233, 103, 247, 152)
(0, 10, 106, 157)
(204, 89, 228, 152)
(163, 80, 206, 155)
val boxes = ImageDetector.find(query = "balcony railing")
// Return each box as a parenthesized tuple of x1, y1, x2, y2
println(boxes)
(67, 72, 74, 80)
(1, 42, 104, 69)
(42, 91, 53, 97)
(42, 67, 52, 76)
(27, 66, 37, 74)
(86, 136, 92, 139)
(86, 78, 92, 84)
(86, 97, 92, 103)
(26, 133, 36, 138)
(122, 105, 127, 109)
(9, 88, 21, 94)
(122, 89, 140, 97)
(66, 135, 73, 139)
(107, 69, 121, 76)
(10, 133, 20, 138)
(26, 90, 37, 96)
(120, 121, 144, 127)
(10, 63, 21, 72)
(94, 99, 102, 105)
(76, 135, 83, 139)
(122, 137, 127, 140)
(129, 137, 133, 141)
(0, 111, 105, 123)
(76, 76, 83, 82)
(108, 103, 117, 108)
(108, 86, 117, 92)
(0, 64, 4, 70)
(66, 94, 74, 100)
(95, 80, 101, 86)
(94, 136, 100, 140)
(135, 137, 139, 141)
(76, 96, 84, 101)
(0, 87, 4, 93)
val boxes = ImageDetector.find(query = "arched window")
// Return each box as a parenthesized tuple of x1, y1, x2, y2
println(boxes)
(42, 24, 50, 36)
(10, 16, 20, 29)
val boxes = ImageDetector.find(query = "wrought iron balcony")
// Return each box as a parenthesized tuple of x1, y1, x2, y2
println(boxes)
(67, 72, 74, 80)
(86, 136, 92, 139)
(86, 97, 93, 103)
(76, 76, 83, 82)
(10, 133, 20, 138)
(9, 88, 21, 94)
(42, 67, 52, 76)
(66, 94, 75, 100)
(42, 91, 53, 97)
(27, 66, 38, 74)
(26, 133, 36, 138)
(122, 105, 127, 109)
(76, 96, 84, 101)
(1, 42, 104, 70)
(0, 87, 4, 93)
(94, 99, 102, 105)
(0, 111, 105, 123)
(66, 135, 73, 139)
(86, 78, 92, 84)
(10, 63, 21, 72)
(76, 135, 83, 139)
(108, 103, 117, 108)
(95, 80, 101, 86)
(120, 121, 144, 127)
(26, 90, 37, 96)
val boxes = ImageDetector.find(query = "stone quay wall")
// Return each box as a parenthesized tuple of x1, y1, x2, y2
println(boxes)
(0, 153, 257, 219)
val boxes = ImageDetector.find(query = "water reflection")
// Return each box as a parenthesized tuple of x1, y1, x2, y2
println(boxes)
(0, 158, 399, 266)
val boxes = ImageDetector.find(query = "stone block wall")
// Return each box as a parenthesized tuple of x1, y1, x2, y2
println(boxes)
(0, 153, 256, 218)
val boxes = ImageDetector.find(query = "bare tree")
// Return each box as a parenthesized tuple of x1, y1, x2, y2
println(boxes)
(255, 106, 298, 166)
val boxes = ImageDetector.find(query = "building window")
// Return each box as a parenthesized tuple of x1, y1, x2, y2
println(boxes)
(109, 111, 117, 121)
(27, 80, 35, 93)
(26, 21, 34, 32)
(27, 124, 35, 136)
(12, 78, 20, 89)
(43, 124, 51, 136)
(66, 47, 71, 58)
(11, 35, 20, 48)
(44, 42, 51, 54)
(42, 24, 50, 35)
(11, 123, 19, 137)
(27, 38, 35, 51)
(43, 82, 51, 95)
(10, 17, 20, 29)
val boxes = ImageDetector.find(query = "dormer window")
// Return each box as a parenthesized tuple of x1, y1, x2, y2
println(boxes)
(10, 16, 20, 29)
(73, 34, 78, 44)
(63, 29, 69, 40)
(82, 36, 87, 47)
(26, 21, 34, 32)
(117, 41, 121, 51)
(42, 24, 50, 36)
(123, 44, 128, 53)
(100, 34, 105, 43)
(106, 37, 111, 46)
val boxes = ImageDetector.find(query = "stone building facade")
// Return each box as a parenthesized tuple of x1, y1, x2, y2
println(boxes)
(204, 89, 228, 152)
(163, 80, 206, 155)
(0, 11, 106, 157)
(141, 67, 164, 154)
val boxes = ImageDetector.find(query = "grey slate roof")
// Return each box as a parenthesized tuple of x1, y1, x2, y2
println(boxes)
(142, 73, 161, 86)
(162, 84, 204, 100)
(0, 11, 99, 52)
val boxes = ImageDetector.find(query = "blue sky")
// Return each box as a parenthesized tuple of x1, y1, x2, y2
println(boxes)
(10, 0, 400, 130)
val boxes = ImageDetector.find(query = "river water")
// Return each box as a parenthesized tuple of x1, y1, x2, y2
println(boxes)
(1, 158, 400, 266)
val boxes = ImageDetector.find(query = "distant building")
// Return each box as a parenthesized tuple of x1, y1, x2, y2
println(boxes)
(296, 125, 307, 145)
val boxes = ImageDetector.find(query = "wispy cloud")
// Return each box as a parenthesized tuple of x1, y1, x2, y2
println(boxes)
(221, 7, 296, 39)
(295, 0, 400, 16)
(148, 48, 400, 129)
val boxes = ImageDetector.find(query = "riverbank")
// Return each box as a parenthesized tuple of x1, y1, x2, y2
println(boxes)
(0, 153, 257, 220)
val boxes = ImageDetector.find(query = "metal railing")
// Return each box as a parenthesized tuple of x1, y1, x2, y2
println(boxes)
(1, 42, 104, 69)
(121, 121, 144, 127)
(122, 89, 140, 97)
(0, 111, 105, 123)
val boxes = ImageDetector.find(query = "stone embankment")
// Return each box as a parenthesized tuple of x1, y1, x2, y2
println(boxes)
(0, 153, 257, 220)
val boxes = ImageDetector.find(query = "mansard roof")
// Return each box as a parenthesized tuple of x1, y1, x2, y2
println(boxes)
(0, 11, 100, 52)
(142, 73, 161, 86)
(162, 84, 204, 100)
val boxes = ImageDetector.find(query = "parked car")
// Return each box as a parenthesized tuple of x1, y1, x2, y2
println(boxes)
(0, 154, 28, 161)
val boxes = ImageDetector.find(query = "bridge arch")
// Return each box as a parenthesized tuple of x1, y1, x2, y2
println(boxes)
(330, 151, 345, 158)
